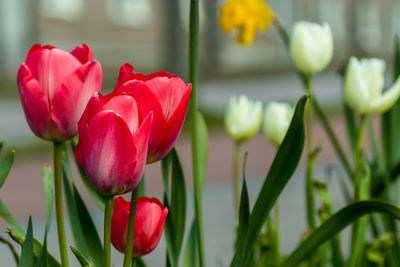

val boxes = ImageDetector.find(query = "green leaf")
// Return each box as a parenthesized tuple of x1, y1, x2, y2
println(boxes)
(42, 165, 54, 235)
(72, 185, 104, 267)
(18, 217, 34, 267)
(71, 246, 94, 267)
(382, 35, 400, 172)
(283, 200, 400, 267)
(0, 149, 15, 188)
(136, 258, 147, 267)
(164, 149, 187, 267)
(63, 174, 89, 260)
(170, 149, 186, 256)
(196, 112, 208, 193)
(0, 198, 24, 233)
(236, 152, 249, 250)
(232, 96, 307, 267)
(163, 196, 177, 267)
(182, 220, 199, 267)
(6, 228, 60, 267)
(35, 234, 48, 267)
(68, 141, 106, 210)
(161, 152, 172, 198)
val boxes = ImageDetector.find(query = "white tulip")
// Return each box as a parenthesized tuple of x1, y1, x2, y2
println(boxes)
(344, 57, 400, 114)
(290, 21, 333, 75)
(263, 102, 294, 146)
(225, 95, 263, 143)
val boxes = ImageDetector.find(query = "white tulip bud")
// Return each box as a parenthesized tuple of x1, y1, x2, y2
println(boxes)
(263, 102, 294, 147)
(344, 57, 400, 114)
(225, 95, 263, 143)
(290, 21, 334, 75)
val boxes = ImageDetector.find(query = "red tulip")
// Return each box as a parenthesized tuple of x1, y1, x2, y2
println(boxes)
(111, 196, 168, 257)
(75, 92, 153, 195)
(114, 63, 192, 163)
(17, 43, 102, 141)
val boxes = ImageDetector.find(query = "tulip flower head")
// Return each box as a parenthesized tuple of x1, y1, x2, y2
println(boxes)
(219, 0, 275, 45)
(290, 21, 333, 75)
(17, 44, 102, 141)
(263, 101, 294, 147)
(75, 92, 153, 195)
(114, 63, 192, 163)
(344, 57, 400, 114)
(111, 196, 168, 257)
(225, 95, 263, 143)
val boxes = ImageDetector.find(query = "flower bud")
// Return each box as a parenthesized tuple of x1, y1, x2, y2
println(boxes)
(290, 21, 333, 75)
(17, 44, 102, 141)
(344, 57, 400, 114)
(263, 101, 294, 146)
(75, 92, 153, 196)
(111, 196, 168, 257)
(114, 63, 191, 163)
(225, 95, 263, 143)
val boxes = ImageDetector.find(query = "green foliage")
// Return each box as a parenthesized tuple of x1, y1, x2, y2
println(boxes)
(232, 95, 307, 267)
(0, 149, 15, 188)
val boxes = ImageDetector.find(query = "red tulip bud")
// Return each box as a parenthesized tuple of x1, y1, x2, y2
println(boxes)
(114, 63, 192, 163)
(17, 43, 102, 141)
(111, 196, 168, 257)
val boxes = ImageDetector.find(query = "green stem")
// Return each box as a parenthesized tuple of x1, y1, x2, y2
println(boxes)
(349, 115, 366, 266)
(54, 142, 69, 267)
(132, 258, 137, 267)
(304, 76, 316, 230)
(123, 187, 140, 267)
(274, 201, 281, 265)
(273, 16, 353, 179)
(104, 196, 113, 267)
(353, 115, 366, 201)
(233, 143, 241, 217)
(189, 0, 205, 266)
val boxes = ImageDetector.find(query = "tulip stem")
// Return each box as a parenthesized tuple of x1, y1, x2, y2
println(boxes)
(54, 142, 69, 267)
(104, 196, 113, 267)
(304, 75, 316, 230)
(123, 187, 139, 267)
(189, 0, 206, 267)
(233, 143, 241, 217)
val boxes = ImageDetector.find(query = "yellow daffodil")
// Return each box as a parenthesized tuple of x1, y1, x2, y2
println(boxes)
(219, 0, 275, 45)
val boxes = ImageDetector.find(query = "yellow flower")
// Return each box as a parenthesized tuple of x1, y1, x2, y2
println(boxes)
(219, 0, 275, 45)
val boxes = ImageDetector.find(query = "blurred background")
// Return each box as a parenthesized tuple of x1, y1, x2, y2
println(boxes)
(1, 0, 400, 266)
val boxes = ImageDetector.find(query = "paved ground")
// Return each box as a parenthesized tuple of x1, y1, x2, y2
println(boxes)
(0, 73, 362, 266)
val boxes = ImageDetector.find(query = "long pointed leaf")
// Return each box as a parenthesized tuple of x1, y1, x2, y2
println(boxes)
(182, 220, 199, 267)
(283, 200, 400, 267)
(170, 149, 186, 256)
(63, 174, 89, 259)
(72, 185, 104, 267)
(6, 228, 60, 267)
(0, 149, 15, 188)
(0, 198, 24, 233)
(196, 112, 208, 194)
(232, 96, 307, 267)
(18, 217, 34, 267)
(71, 246, 94, 267)
(35, 234, 48, 267)
(42, 165, 54, 235)
(236, 152, 249, 250)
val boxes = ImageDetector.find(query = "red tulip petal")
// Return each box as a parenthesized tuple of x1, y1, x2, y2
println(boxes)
(115, 63, 135, 89)
(148, 84, 191, 162)
(111, 197, 129, 253)
(51, 61, 102, 140)
(103, 94, 139, 134)
(25, 47, 81, 103)
(115, 80, 166, 155)
(17, 64, 53, 140)
(145, 76, 188, 120)
(70, 43, 94, 64)
(76, 111, 139, 195)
